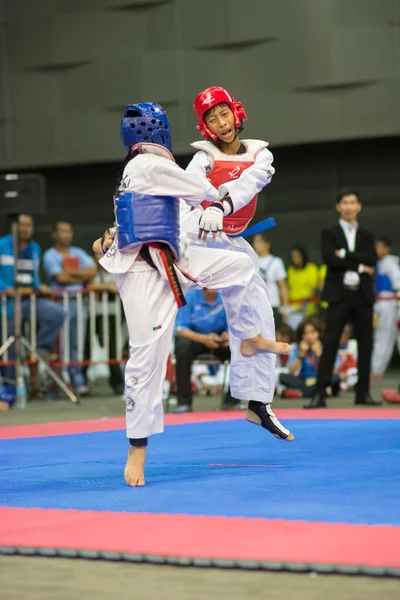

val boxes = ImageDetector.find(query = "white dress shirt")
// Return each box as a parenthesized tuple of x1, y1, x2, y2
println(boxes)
(338, 219, 362, 287)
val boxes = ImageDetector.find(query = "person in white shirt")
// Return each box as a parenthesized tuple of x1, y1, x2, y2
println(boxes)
(93, 103, 293, 487)
(371, 236, 400, 377)
(252, 232, 289, 328)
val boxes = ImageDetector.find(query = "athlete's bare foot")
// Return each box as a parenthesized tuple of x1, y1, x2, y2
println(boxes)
(124, 446, 146, 487)
(240, 335, 292, 357)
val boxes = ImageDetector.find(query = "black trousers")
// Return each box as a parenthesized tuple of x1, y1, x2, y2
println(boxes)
(272, 307, 282, 330)
(315, 290, 373, 397)
(280, 373, 340, 398)
(175, 336, 230, 407)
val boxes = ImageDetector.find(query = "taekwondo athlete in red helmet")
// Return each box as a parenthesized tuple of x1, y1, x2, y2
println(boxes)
(181, 86, 292, 440)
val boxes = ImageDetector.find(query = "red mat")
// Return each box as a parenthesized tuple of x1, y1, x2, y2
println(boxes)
(1, 507, 399, 569)
(1, 408, 399, 439)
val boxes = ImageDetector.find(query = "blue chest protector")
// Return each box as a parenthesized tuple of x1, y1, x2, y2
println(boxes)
(115, 191, 181, 261)
(375, 271, 394, 294)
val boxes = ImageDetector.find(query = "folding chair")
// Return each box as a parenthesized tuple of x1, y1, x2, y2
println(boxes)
(165, 352, 229, 413)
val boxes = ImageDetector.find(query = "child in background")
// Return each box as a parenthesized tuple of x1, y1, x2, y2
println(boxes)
(338, 324, 358, 392)
(280, 318, 340, 399)
(275, 324, 296, 396)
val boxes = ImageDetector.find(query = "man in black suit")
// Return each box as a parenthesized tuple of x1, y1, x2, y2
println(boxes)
(304, 189, 381, 408)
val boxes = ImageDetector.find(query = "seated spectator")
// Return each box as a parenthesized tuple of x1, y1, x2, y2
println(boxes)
(279, 318, 340, 398)
(371, 235, 400, 379)
(338, 324, 358, 392)
(43, 222, 96, 397)
(0, 214, 65, 407)
(84, 262, 125, 395)
(174, 288, 234, 413)
(275, 324, 296, 396)
(276, 324, 296, 369)
(287, 246, 319, 329)
(252, 233, 290, 328)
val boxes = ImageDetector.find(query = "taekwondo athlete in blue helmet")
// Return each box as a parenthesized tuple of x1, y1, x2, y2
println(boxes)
(93, 103, 293, 488)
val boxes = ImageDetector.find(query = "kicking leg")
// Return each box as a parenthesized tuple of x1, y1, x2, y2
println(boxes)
(180, 246, 293, 440)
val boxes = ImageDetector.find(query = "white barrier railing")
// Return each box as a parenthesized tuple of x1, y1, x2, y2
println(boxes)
(0, 290, 127, 368)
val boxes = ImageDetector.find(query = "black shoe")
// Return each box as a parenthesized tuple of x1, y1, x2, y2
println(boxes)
(331, 378, 341, 398)
(355, 393, 382, 406)
(220, 390, 238, 411)
(303, 393, 327, 409)
(246, 401, 294, 440)
(112, 384, 125, 396)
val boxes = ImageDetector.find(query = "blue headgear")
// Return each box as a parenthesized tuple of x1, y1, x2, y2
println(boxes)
(120, 102, 172, 151)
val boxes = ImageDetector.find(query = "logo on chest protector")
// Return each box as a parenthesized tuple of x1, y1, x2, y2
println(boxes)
(229, 166, 241, 179)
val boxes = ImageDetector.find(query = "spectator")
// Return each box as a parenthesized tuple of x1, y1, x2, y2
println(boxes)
(338, 324, 358, 392)
(371, 235, 400, 379)
(279, 318, 340, 398)
(287, 246, 319, 329)
(43, 222, 97, 396)
(252, 233, 289, 328)
(304, 189, 380, 408)
(85, 263, 125, 395)
(275, 323, 295, 395)
(0, 214, 65, 401)
(174, 288, 234, 412)
(317, 263, 329, 314)
(276, 324, 295, 365)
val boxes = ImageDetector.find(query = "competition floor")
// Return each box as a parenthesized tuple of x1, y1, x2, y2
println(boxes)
(1, 409, 400, 576)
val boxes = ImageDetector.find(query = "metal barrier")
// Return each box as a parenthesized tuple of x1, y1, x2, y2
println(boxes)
(0, 290, 127, 369)
(1, 290, 399, 367)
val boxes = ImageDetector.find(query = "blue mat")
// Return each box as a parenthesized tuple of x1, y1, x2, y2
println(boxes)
(1, 419, 399, 525)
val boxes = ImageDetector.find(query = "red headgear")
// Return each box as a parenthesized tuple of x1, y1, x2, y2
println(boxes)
(193, 86, 247, 142)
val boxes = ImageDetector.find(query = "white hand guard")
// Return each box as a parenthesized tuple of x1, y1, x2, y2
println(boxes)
(198, 203, 224, 235)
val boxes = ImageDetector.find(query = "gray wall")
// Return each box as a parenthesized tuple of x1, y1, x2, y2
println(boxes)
(1, 0, 400, 168)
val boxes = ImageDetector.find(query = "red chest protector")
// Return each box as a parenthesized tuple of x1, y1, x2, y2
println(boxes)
(191, 139, 268, 236)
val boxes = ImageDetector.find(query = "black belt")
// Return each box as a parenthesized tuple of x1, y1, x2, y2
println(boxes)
(144, 243, 186, 308)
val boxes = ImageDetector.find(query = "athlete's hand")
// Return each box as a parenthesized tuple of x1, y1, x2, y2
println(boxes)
(93, 227, 116, 256)
(198, 203, 224, 242)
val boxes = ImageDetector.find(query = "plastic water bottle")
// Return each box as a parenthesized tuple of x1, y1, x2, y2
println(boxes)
(15, 376, 27, 409)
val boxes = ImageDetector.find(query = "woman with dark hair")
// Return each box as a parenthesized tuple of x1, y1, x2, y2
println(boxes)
(287, 245, 319, 329)
(279, 318, 340, 398)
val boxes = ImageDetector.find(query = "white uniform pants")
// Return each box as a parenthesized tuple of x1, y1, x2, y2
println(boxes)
(371, 298, 398, 375)
(181, 209, 277, 404)
(116, 244, 263, 439)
